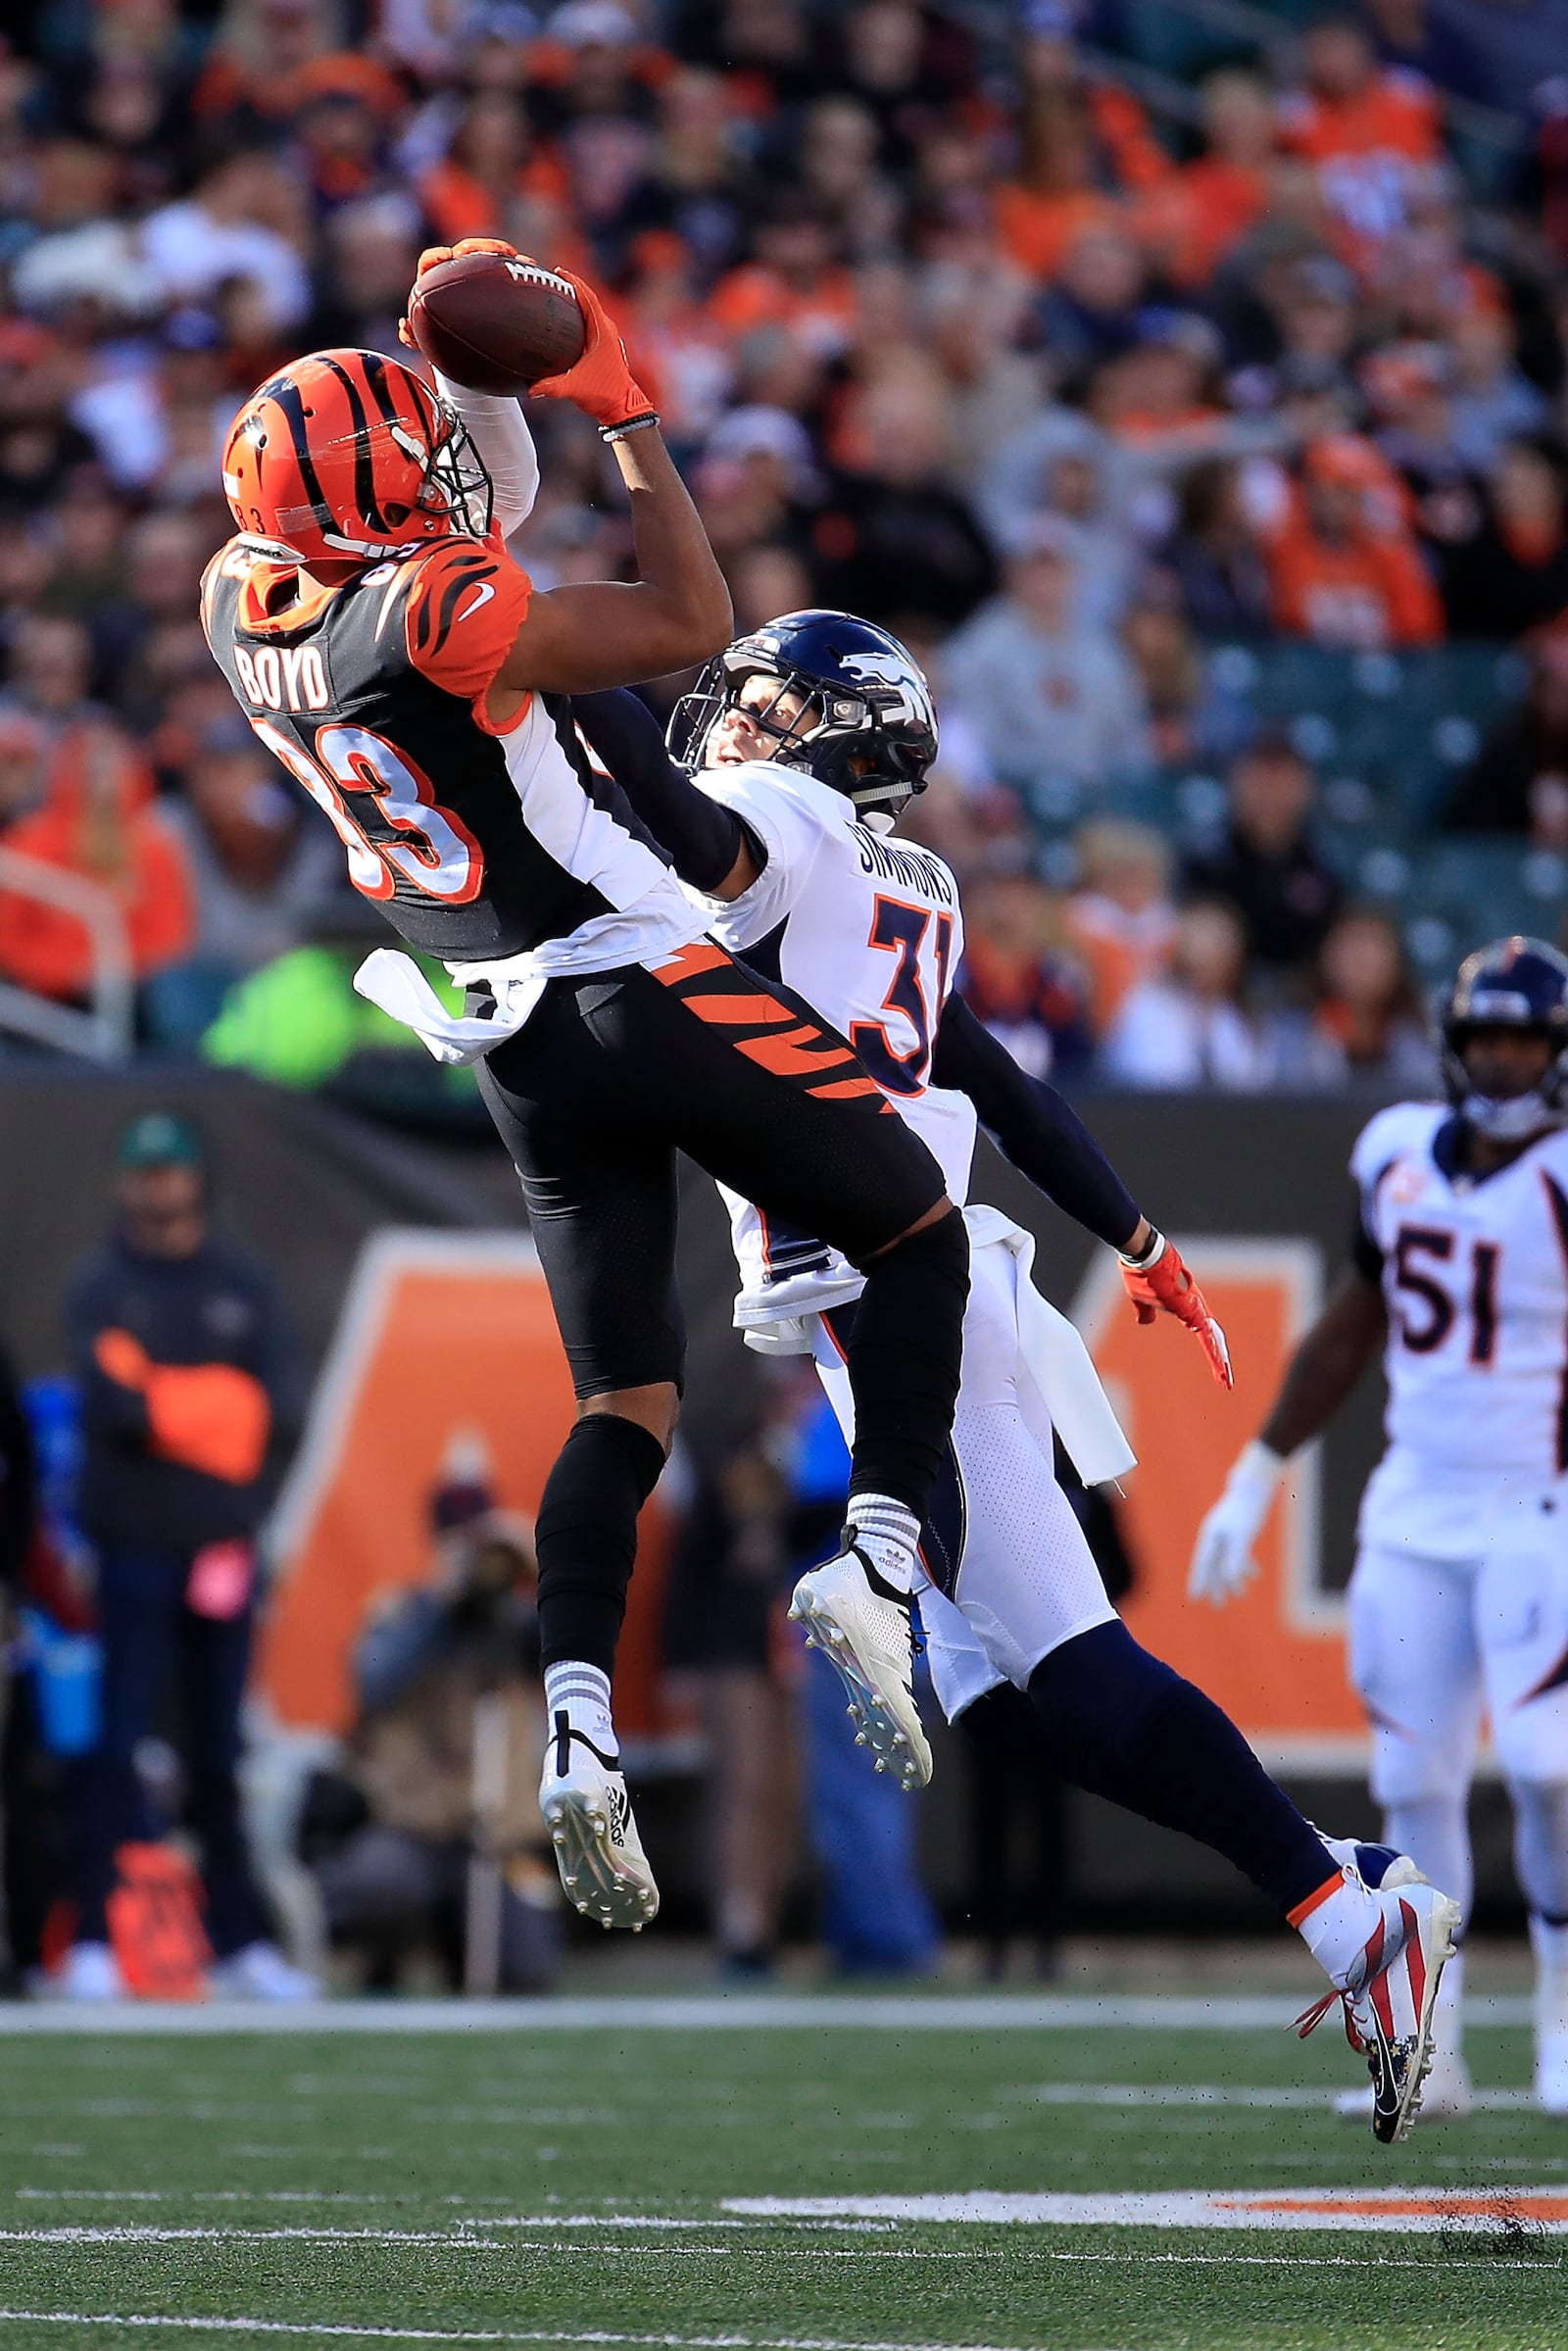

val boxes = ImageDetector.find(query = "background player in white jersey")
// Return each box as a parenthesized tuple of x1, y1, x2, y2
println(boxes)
(578, 616, 1459, 2143)
(1194, 937, 1568, 2116)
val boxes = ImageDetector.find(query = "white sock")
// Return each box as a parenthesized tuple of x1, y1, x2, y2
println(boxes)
(1294, 1868, 1385, 1991)
(1531, 1915, 1568, 2042)
(846, 1493, 922, 1593)
(543, 1662, 616, 1758)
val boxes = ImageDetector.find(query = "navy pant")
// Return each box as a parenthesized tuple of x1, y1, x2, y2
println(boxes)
(74, 1549, 269, 1957)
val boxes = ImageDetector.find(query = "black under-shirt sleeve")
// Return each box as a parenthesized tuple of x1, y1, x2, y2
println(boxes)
(570, 689, 758, 896)
(930, 994, 1142, 1250)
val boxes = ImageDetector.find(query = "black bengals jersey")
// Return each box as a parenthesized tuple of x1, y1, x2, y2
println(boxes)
(200, 531, 689, 964)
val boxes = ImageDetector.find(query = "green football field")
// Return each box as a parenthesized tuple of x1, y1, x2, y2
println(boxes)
(0, 2001, 1564, 2351)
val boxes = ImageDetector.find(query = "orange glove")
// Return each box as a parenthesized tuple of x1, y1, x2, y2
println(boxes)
(398, 238, 523, 349)
(528, 265, 657, 433)
(1118, 1232, 1234, 1390)
(93, 1329, 271, 1485)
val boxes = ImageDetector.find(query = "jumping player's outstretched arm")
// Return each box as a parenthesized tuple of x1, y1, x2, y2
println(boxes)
(570, 688, 760, 901)
(930, 994, 1232, 1388)
(1190, 1252, 1387, 1603)
(405, 242, 732, 710)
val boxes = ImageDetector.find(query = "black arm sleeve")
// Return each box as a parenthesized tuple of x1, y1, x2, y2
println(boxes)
(570, 689, 758, 895)
(930, 994, 1142, 1250)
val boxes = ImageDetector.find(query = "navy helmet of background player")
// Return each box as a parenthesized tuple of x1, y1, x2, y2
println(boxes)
(1442, 935, 1568, 1138)
(669, 610, 939, 821)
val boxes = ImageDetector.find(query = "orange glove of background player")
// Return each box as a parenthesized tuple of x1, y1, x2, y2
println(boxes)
(527, 265, 656, 431)
(94, 1329, 272, 1484)
(1117, 1232, 1234, 1389)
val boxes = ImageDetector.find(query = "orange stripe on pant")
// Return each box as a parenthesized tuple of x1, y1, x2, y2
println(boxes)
(651, 940, 730, 984)
(680, 993, 797, 1026)
(736, 1026, 858, 1078)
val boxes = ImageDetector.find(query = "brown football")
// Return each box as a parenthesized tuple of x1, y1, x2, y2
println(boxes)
(408, 251, 586, 395)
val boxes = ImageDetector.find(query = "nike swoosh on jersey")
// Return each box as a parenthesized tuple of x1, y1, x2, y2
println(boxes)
(457, 581, 496, 621)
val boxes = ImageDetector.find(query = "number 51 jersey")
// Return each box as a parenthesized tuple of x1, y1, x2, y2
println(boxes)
(200, 532, 695, 966)
(1352, 1098, 1568, 1555)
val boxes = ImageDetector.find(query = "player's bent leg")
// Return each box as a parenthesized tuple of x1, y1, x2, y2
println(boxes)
(535, 1394, 672, 1932)
(1026, 1621, 1460, 2140)
(476, 1030, 684, 1929)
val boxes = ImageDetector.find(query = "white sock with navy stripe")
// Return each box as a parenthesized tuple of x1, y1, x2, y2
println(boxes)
(543, 1662, 616, 1759)
(846, 1493, 923, 1594)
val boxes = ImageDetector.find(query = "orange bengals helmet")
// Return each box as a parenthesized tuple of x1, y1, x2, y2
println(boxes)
(221, 348, 492, 564)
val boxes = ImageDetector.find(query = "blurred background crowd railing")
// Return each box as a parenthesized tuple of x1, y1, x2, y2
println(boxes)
(4, 0, 1568, 1110)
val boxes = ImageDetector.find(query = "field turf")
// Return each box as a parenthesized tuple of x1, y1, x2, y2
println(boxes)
(0, 2003, 1563, 2351)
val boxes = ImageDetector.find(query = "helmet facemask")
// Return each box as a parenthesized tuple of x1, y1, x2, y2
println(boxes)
(419, 403, 493, 541)
(670, 647, 931, 820)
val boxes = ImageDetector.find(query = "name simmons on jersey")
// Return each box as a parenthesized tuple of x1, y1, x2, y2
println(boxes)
(200, 531, 696, 968)
(695, 759, 977, 1328)
(1353, 1099, 1568, 1548)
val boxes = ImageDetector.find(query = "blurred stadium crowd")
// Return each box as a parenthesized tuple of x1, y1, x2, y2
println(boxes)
(3, 0, 1568, 1095)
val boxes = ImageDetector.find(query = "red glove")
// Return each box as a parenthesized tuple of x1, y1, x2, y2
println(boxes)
(398, 237, 523, 350)
(1118, 1232, 1234, 1390)
(528, 266, 657, 433)
(94, 1329, 271, 1485)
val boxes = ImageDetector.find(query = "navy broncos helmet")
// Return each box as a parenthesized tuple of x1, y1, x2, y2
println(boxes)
(669, 610, 939, 819)
(1442, 935, 1568, 1140)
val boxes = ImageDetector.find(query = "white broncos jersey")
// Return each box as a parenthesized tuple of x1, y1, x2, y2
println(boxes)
(695, 760, 976, 1329)
(1352, 1099, 1568, 1554)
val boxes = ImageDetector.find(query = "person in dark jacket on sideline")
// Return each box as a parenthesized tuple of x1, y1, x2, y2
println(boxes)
(56, 1112, 314, 2002)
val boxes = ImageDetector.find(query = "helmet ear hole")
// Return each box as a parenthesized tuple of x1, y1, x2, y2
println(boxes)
(382, 503, 410, 526)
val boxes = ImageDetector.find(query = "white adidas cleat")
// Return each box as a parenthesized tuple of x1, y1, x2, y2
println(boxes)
(1298, 1868, 1462, 2145)
(789, 1542, 931, 1791)
(540, 1715, 659, 1933)
(1537, 2033, 1568, 2116)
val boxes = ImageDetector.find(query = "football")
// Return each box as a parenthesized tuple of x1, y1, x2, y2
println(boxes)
(408, 250, 587, 396)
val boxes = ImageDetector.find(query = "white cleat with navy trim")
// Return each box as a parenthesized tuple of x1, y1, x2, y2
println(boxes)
(788, 1541, 932, 1791)
(540, 1716, 659, 1932)
(1298, 1869, 1462, 2144)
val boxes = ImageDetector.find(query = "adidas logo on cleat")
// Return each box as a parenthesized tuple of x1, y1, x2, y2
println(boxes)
(609, 1785, 630, 1850)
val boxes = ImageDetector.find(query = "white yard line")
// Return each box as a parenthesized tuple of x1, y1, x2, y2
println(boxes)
(0, 2317, 1098, 2351)
(0, 1995, 1533, 2033)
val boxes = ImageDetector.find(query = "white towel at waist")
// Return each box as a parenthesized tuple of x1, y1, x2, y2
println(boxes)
(740, 1201, 1135, 1490)
(353, 902, 711, 1067)
(963, 1202, 1135, 1489)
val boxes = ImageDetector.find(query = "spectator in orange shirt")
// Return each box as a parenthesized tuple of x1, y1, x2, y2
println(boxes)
(1278, 17, 1442, 246)
(708, 194, 859, 360)
(1267, 435, 1444, 649)
(1066, 819, 1178, 1034)
(0, 723, 193, 1006)
(993, 88, 1128, 287)
(416, 93, 568, 249)
(1133, 72, 1276, 292)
